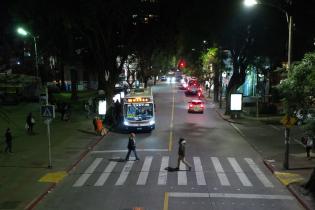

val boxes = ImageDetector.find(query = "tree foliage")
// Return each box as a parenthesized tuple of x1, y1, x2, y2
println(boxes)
(278, 51, 315, 113)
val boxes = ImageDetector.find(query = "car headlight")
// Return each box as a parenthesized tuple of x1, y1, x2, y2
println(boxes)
(124, 120, 130, 125)
(149, 120, 155, 125)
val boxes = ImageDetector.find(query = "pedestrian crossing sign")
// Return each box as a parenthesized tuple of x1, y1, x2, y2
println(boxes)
(280, 115, 297, 128)
(41, 105, 55, 118)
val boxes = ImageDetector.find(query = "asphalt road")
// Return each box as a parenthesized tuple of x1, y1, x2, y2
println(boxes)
(34, 82, 303, 210)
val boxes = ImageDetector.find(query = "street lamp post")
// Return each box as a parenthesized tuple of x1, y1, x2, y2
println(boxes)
(244, 0, 293, 169)
(17, 27, 39, 79)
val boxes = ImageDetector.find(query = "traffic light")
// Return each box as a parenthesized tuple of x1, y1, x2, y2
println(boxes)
(178, 59, 186, 69)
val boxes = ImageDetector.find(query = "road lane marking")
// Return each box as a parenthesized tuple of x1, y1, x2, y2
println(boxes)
(228, 157, 252, 187)
(270, 124, 281, 131)
(115, 161, 134, 185)
(163, 192, 169, 210)
(230, 123, 245, 137)
(168, 192, 294, 200)
(73, 158, 103, 187)
(158, 156, 169, 185)
(193, 157, 206, 185)
(169, 89, 175, 151)
(211, 157, 230, 186)
(91, 149, 168, 154)
(178, 163, 187, 185)
(136, 156, 153, 185)
(244, 158, 274, 188)
(94, 161, 117, 186)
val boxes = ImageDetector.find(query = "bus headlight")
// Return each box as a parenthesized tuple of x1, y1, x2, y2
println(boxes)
(149, 120, 155, 125)
(124, 120, 130, 125)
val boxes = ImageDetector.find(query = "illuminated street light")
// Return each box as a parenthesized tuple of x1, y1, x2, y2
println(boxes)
(16, 27, 39, 79)
(244, 0, 258, 7)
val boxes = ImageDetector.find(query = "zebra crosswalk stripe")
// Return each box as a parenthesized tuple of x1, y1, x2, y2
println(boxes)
(244, 158, 274, 188)
(228, 157, 252, 187)
(115, 161, 134, 185)
(158, 156, 169, 185)
(193, 157, 206, 185)
(211, 157, 230, 186)
(94, 161, 117, 186)
(178, 163, 187, 185)
(137, 156, 153, 185)
(73, 158, 103, 187)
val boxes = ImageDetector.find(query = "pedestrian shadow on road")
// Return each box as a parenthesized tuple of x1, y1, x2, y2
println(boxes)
(109, 157, 126, 162)
(77, 129, 96, 135)
(165, 167, 180, 172)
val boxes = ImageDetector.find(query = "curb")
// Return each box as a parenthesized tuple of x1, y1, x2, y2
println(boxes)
(263, 160, 310, 210)
(214, 108, 237, 124)
(24, 132, 108, 210)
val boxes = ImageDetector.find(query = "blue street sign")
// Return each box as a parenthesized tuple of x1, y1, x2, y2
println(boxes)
(41, 105, 55, 118)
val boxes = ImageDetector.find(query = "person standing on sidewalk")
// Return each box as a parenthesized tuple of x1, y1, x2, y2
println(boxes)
(306, 134, 313, 160)
(26, 112, 35, 134)
(4, 128, 12, 153)
(175, 138, 192, 171)
(125, 133, 139, 161)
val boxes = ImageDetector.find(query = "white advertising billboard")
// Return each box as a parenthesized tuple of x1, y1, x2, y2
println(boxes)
(230, 94, 242, 111)
(98, 100, 107, 115)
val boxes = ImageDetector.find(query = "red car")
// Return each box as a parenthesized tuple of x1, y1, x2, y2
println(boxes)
(188, 99, 205, 113)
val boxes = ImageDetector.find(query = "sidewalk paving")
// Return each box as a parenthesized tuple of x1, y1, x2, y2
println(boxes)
(0, 102, 105, 210)
(212, 99, 315, 210)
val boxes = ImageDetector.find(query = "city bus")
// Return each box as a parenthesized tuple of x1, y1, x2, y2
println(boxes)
(122, 87, 155, 132)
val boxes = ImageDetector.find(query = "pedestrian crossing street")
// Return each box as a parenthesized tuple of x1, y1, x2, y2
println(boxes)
(72, 156, 274, 188)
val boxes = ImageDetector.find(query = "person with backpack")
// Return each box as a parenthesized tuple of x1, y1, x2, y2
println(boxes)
(175, 138, 192, 171)
(125, 133, 139, 161)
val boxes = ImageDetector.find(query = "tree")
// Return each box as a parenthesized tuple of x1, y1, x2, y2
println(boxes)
(278, 51, 315, 191)
(200, 48, 219, 100)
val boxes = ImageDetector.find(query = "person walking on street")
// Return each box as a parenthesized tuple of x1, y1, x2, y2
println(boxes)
(4, 128, 12, 153)
(175, 138, 192, 171)
(125, 133, 139, 161)
(306, 134, 313, 160)
(26, 112, 35, 134)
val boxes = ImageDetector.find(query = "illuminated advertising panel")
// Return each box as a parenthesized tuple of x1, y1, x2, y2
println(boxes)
(230, 94, 242, 111)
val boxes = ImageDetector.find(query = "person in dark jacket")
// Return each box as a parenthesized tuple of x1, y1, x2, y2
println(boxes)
(175, 138, 192, 171)
(26, 112, 35, 134)
(4, 128, 12, 153)
(125, 133, 139, 161)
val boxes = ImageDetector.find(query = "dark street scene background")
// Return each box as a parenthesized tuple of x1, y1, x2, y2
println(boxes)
(1, 0, 315, 209)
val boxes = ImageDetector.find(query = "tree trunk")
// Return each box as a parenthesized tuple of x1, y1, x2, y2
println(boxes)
(213, 65, 220, 102)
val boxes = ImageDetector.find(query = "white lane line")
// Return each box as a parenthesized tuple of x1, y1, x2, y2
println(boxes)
(73, 158, 103, 187)
(94, 161, 117, 186)
(269, 124, 281, 131)
(230, 123, 245, 137)
(91, 149, 168, 154)
(193, 157, 206, 185)
(168, 192, 293, 200)
(115, 161, 134, 186)
(211, 157, 230, 186)
(158, 156, 169, 185)
(228, 157, 252, 187)
(244, 158, 274, 188)
(136, 156, 153, 185)
(178, 163, 187, 185)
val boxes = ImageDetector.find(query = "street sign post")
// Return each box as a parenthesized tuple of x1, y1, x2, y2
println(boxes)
(41, 87, 54, 168)
(280, 115, 297, 169)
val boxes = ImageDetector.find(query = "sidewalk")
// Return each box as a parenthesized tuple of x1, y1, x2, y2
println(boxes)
(0, 102, 106, 210)
(212, 100, 315, 210)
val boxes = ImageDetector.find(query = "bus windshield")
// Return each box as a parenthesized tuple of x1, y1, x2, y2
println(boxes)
(124, 103, 153, 121)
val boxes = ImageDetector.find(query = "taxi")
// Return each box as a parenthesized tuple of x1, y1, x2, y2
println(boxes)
(188, 99, 205, 113)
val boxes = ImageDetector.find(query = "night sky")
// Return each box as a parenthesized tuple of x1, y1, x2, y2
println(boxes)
(1, 0, 315, 64)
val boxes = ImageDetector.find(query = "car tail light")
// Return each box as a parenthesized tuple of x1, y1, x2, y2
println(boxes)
(200, 104, 204, 108)
(189, 104, 193, 108)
